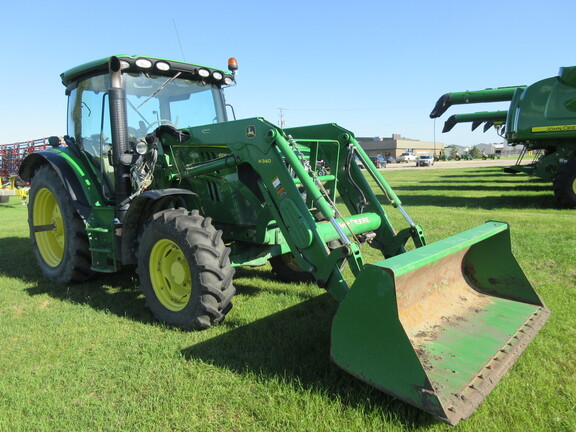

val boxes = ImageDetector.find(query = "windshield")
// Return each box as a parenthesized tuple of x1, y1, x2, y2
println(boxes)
(123, 72, 227, 139)
(66, 71, 228, 200)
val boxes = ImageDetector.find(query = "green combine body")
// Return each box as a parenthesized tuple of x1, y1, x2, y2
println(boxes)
(19, 55, 550, 425)
(431, 67, 576, 207)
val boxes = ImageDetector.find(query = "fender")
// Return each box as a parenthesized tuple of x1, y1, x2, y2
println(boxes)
(19, 151, 104, 220)
(121, 188, 197, 265)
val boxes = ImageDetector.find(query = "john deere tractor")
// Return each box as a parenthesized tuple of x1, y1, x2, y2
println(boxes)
(430, 66, 576, 207)
(19, 55, 549, 425)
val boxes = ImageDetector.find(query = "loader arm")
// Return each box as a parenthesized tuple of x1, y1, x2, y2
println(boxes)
(160, 118, 424, 302)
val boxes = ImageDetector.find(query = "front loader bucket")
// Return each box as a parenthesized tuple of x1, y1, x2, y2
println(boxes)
(331, 221, 550, 425)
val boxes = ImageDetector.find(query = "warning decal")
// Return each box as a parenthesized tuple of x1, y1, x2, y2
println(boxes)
(272, 177, 286, 198)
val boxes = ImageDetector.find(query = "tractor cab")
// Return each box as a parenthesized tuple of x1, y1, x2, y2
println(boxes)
(62, 55, 235, 199)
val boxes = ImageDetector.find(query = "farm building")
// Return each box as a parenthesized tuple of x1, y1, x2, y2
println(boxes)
(356, 134, 444, 159)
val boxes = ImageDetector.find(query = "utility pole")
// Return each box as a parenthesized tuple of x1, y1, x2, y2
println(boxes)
(278, 108, 286, 128)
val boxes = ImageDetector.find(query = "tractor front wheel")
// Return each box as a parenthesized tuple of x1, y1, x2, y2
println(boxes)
(553, 159, 576, 208)
(137, 208, 236, 330)
(28, 165, 93, 282)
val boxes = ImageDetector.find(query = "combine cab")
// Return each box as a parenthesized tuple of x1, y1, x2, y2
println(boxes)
(18, 55, 550, 424)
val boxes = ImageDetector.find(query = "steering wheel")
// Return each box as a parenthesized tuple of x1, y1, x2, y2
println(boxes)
(146, 119, 178, 132)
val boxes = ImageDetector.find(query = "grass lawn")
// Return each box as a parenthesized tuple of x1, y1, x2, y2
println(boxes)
(0, 166, 574, 431)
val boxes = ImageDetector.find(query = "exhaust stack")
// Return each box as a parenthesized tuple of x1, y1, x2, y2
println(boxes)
(108, 56, 131, 218)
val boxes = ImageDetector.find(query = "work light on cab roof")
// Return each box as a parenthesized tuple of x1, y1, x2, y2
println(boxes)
(117, 55, 235, 86)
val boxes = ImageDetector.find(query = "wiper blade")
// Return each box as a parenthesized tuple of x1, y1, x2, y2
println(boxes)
(137, 72, 182, 109)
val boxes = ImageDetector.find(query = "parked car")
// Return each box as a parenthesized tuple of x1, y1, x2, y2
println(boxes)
(384, 156, 396, 164)
(369, 155, 387, 168)
(416, 154, 434, 166)
(397, 152, 417, 163)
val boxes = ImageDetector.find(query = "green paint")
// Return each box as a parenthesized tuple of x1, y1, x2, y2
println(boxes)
(331, 222, 549, 424)
(51, 148, 104, 207)
(422, 298, 539, 397)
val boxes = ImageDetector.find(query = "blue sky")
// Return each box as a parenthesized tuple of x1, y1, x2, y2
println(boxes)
(1, 0, 575, 147)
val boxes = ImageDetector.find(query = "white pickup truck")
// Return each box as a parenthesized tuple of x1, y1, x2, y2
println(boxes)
(397, 152, 417, 163)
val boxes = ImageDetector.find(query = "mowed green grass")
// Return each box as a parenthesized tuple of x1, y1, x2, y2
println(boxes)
(0, 166, 574, 432)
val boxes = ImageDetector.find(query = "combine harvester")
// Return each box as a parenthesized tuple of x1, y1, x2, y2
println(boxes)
(18, 55, 550, 425)
(431, 66, 576, 208)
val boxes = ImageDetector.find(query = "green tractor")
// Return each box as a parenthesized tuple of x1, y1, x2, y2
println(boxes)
(430, 66, 576, 207)
(20, 55, 549, 425)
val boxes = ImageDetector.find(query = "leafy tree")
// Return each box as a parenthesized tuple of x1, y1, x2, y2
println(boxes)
(470, 146, 482, 158)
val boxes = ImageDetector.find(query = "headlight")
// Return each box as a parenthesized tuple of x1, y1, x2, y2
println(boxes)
(223, 76, 234, 85)
(212, 71, 223, 81)
(198, 68, 210, 78)
(135, 139, 148, 155)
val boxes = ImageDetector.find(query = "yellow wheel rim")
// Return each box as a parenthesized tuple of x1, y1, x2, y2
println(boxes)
(149, 239, 191, 311)
(33, 187, 65, 267)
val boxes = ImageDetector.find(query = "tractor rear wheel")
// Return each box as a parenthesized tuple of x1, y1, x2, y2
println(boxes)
(553, 159, 576, 208)
(137, 208, 236, 330)
(270, 253, 314, 283)
(28, 165, 93, 282)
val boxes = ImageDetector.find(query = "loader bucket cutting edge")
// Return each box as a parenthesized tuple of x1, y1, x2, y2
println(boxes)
(330, 221, 550, 425)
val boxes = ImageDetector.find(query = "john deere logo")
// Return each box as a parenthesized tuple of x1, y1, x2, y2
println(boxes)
(246, 125, 256, 139)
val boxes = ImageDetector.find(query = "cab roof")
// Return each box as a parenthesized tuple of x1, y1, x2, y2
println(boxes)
(60, 55, 233, 88)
